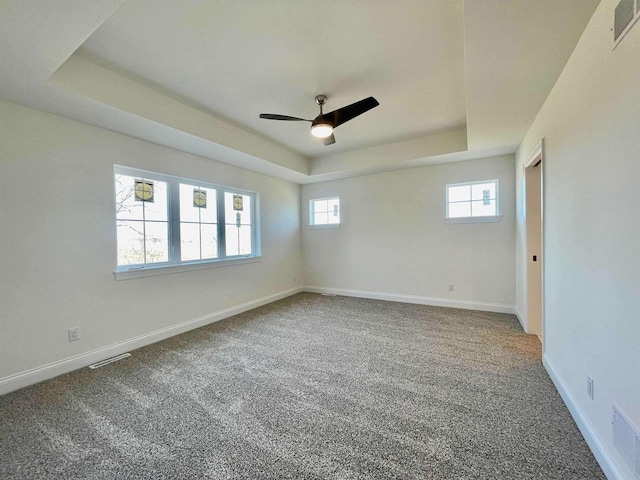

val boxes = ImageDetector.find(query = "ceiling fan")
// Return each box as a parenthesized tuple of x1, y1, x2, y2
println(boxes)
(259, 95, 379, 146)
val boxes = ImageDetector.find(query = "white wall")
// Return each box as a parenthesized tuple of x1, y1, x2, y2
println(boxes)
(0, 100, 302, 389)
(515, 1, 640, 478)
(302, 155, 515, 311)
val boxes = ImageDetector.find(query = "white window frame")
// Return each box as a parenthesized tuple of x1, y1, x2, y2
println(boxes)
(114, 165, 261, 279)
(309, 196, 340, 228)
(445, 179, 501, 224)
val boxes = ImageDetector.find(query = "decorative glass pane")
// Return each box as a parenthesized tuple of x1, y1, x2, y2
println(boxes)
(471, 199, 497, 217)
(180, 223, 200, 261)
(144, 221, 169, 263)
(116, 220, 145, 265)
(225, 192, 251, 225)
(233, 194, 243, 211)
(143, 181, 168, 221)
(448, 202, 471, 218)
(448, 185, 471, 202)
(200, 223, 218, 259)
(193, 189, 207, 208)
(134, 180, 154, 202)
(471, 182, 496, 201)
(115, 175, 144, 221)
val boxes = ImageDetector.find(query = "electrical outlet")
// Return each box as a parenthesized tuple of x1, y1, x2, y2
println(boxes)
(448, 283, 455, 292)
(587, 376, 594, 399)
(68, 327, 80, 342)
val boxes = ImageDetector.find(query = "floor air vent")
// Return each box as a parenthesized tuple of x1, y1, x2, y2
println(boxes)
(89, 353, 131, 369)
(612, 405, 640, 477)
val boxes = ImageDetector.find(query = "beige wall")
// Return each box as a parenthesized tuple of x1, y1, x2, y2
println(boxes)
(302, 155, 516, 311)
(515, 0, 640, 477)
(0, 100, 303, 385)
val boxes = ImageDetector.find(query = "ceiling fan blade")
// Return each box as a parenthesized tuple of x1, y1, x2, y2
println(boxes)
(259, 113, 311, 122)
(321, 134, 335, 146)
(321, 96, 379, 128)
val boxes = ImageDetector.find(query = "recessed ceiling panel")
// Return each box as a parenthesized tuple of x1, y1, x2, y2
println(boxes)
(80, 0, 467, 157)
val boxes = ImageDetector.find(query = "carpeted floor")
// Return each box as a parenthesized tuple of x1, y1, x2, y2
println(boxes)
(1, 293, 604, 479)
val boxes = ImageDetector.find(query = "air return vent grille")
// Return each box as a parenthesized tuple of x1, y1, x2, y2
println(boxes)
(614, 0, 640, 45)
(612, 405, 640, 477)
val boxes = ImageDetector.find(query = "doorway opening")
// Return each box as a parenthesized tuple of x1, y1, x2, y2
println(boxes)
(525, 140, 544, 345)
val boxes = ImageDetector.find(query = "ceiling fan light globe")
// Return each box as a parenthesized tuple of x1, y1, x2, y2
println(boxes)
(311, 124, 333, 138)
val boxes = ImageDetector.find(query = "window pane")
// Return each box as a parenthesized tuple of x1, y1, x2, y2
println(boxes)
(115, 175, 143, 220)
(313, 199, 329, 214)
(314, 212, 328, 225)
(179, 183, 200, 222)
(143, 180, 168, 221)
(238, 225, 252, 255)
(471, 182, 496, 201)
(448, 202, 471, 218)
(448, 185, 471, 202)
(144, 221, 169, 263)
(180, 184, 217, 223)
(117, 220, 145, 265)
(181, 223, 200, 261)
(225, 224, 240, 256)
(225, 192, 251, 225)
(200, 223, 218, 259)
(199, 187, 218, 223)
(471, 199, 497, 217)
(328, 212, 340, 224)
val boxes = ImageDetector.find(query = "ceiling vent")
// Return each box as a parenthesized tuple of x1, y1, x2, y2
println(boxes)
(613, 0, 640, 46)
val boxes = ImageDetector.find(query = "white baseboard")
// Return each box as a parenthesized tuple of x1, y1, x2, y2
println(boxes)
(514, 307, 526, 331)
(0, 287, 303, 396)
(303, 286, 515, 314)
(543, 354, 624, 480)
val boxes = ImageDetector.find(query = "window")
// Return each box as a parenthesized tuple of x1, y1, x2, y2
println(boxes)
(446, 180, 499, 220)
(309, 197, 340, 226)
(115, 166, 259, 274)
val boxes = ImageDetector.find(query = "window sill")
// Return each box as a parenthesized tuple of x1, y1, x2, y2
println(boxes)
(309, 224, 340, 229)
(445, 215, 502, 224)
(114, 256, 262, 281)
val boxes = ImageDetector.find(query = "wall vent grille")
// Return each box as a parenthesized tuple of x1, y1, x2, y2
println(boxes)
(614, 0, 640, 46)
(612, 405, 640, 477)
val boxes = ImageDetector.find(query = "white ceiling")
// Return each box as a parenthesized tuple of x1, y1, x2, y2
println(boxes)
(0, 0, 599, 183)
(80, 0, 467, 158)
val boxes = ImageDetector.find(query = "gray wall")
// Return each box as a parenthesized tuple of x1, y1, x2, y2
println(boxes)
(302, 155, 516, 311)
(515, 0, 640, 477)
(0, 100, 303, 384)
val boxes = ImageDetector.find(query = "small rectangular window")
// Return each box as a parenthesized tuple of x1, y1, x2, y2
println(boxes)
(446, 180, 498, 219)
(114, 166, 260, 272)
(310, 197, 340, 226)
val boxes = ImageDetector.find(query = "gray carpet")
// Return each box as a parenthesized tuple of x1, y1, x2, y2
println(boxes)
(1, 293, 604, 479)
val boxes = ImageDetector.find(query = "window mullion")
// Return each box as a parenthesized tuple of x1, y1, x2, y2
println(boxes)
(217, 189, 226, 259)
(169, 180, 181, 264)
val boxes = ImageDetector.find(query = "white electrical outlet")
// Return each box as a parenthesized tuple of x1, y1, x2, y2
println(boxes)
(448, 283, 455, 292)
(68, 327, 80, 342)
(587, 376, 594, 399)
